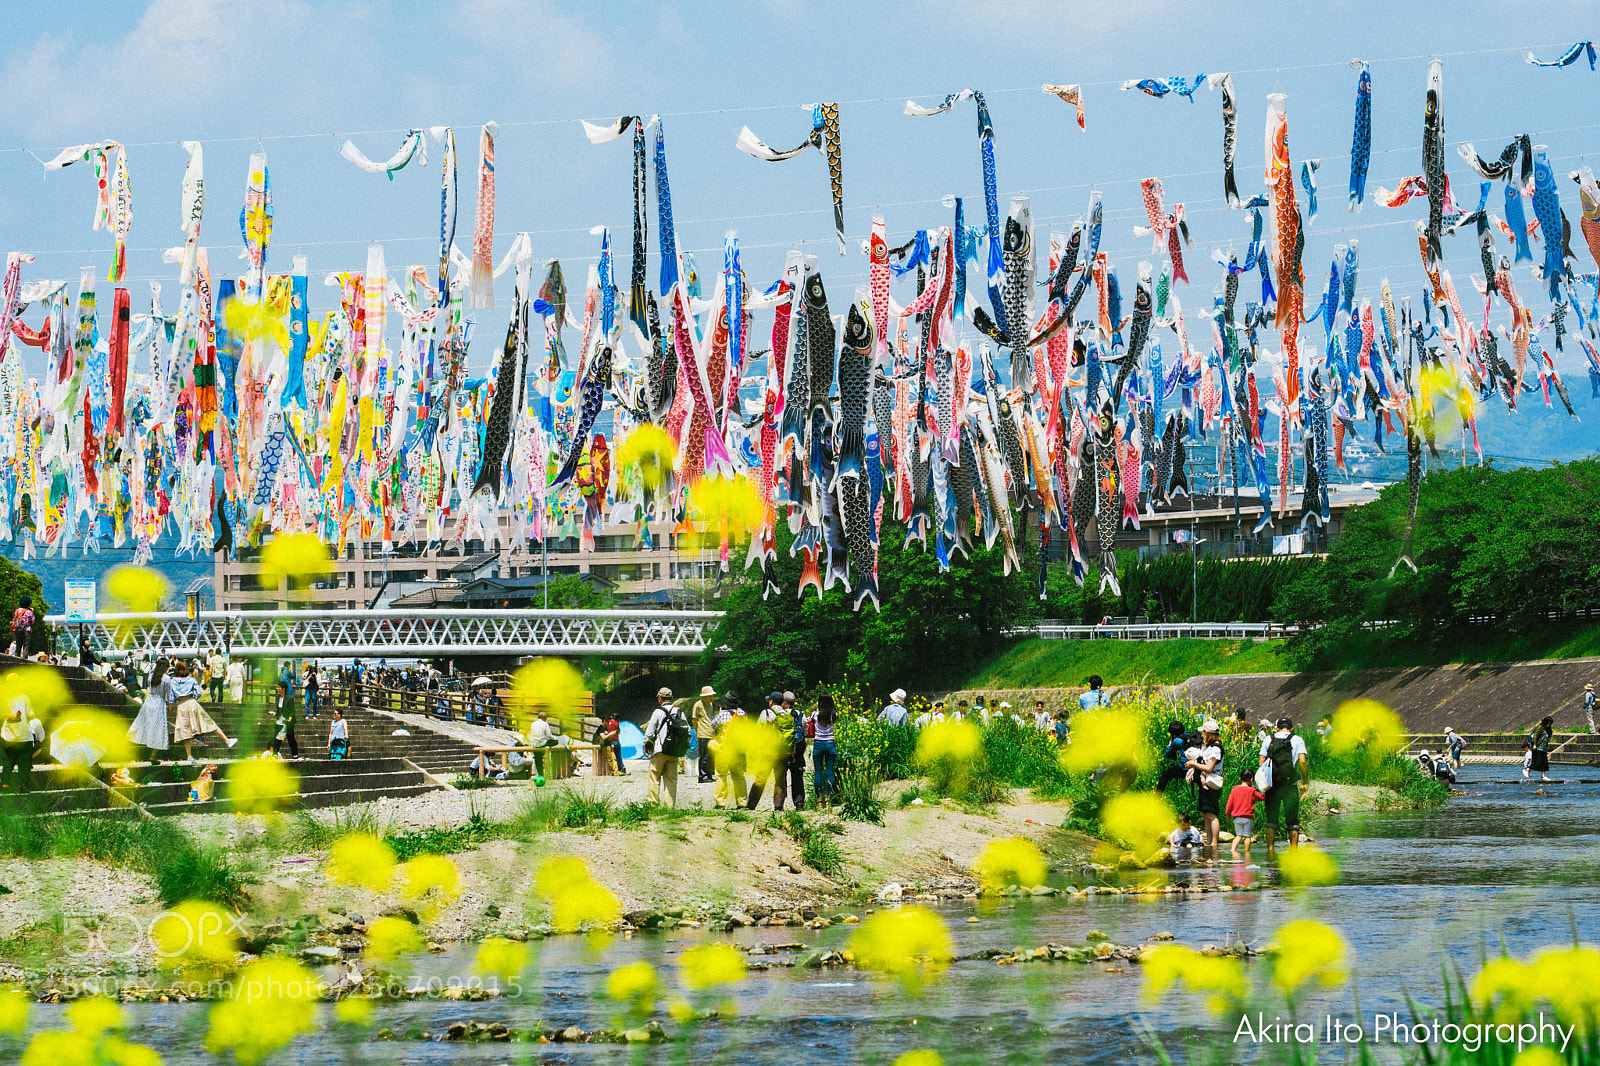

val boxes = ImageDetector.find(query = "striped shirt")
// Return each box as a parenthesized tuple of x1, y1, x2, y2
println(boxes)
(811, 714, 835, 743)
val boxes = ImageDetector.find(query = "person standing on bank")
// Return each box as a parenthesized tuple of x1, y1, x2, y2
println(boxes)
(169, 660, 238, 762)
(642, 687, 689, 807)
(811, 692, 839, 806)
(1585, 684, 1596, 735)
(1258, 716, 1308, 853)
(128, 656, 172, 764)
(1186, 719, 1226, 853)
(271, 681, 300, 759)
(692, 685, 717, 783)
(747, 693, 787, 810)
(207, 649, 228, 703)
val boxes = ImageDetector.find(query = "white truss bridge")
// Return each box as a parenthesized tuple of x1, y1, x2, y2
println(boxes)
(48, 609, 724, 660)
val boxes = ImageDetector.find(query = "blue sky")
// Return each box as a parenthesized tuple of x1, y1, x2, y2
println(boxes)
(2, 0, 1599, 472)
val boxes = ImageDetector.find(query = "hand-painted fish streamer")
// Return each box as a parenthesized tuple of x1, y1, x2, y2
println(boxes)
(340, 129, 427, 178)
(1526, 42, 1596, 69)
(1349, 60, 1372, 211)
(1041, 84, 1086, 129)
(1208, 74, 1240, 208)
(736, 102, 845, 254)
(470, 122, 498, 310)
(904, 91, 1003, 328)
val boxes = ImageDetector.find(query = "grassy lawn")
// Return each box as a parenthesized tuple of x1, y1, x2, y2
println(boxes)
(961, 620, 1600, 691)
(961, 637, 1292, 688)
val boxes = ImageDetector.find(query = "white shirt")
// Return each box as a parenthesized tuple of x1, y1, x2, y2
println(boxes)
(1259, 730, 1308, 767)
(329, 719, 348, 741)
(527, 718, 553, 746)
(1168, 826, 1203, 847)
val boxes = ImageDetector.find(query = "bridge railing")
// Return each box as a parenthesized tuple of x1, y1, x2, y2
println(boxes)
(46, 608, 723, 660)
(1024, 621, 1284, 642)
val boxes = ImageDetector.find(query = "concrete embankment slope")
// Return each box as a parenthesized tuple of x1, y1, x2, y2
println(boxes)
(1174, 657, 1600, 735)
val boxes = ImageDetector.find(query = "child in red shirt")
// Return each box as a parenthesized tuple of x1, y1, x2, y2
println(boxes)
(1226, 770, 1265, 857)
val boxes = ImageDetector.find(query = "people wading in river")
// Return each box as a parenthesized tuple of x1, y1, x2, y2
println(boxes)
(1186, 719, 1225, 854)
(1258, 716, 1308, 853)
(1523, 715, 1555, 783)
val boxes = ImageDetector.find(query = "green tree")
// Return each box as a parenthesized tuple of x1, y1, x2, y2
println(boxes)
(703, 518, 1038, 699)
(0, 557, 48, 656)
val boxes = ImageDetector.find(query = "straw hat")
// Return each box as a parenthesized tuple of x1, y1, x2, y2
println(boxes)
(700, 685, 716, 698)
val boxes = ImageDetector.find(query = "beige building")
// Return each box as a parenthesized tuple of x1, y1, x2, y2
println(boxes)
(215, 516, 729, 611)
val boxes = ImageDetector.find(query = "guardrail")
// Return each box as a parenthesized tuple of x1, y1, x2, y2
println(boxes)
(1027, 622, 1285, 642)
(45, 608, 724, 660)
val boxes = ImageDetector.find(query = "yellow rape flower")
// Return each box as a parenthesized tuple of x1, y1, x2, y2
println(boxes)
(151, 901, 237, 968)
(1098, 792, 1175, 858)
(1271, 920, 1348, 994)
(475, 938, 529, 983)
(399, 854, 462, 917)
(915, 718, 982, 766)
(225, 759, 300, 816)
(325, 833, 397, 891)
(334, 998, 374, 1026)
(680, 943, 747, 991)
(683, 474, 766, 549)
(973, 837, 1047, 889)
(721, 715, 788, 778)
(1142, 944, 1247, 1013)
(1059, 707, 1146, 777)
(1475, 946, 1600, 1029)
(104, 565, 170, 614)
(1325, 700, 1405, 760)
(365, 916, 424, 961)
(1513, 1049, 1567, 1066)
(847, 906, 953, 993)
(206, 958, 320, 1065)
(20, 1031, 96, 1066)
(65, 996, 122, 1036)
(535, 855, 619, 933)
(894, 1052, 943, 1066)
(0, 666, 72, 719)
(615, 424, 677, 491)
(1276, 845, 1340, 887)
(0, 986, 28, 1035)
(606, 960, 659, 1016)
(259, 533, 332, 589)
(510, 658, 588, 734)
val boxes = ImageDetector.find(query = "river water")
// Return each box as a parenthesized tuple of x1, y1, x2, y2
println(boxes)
(36, 766, 1600, 1063)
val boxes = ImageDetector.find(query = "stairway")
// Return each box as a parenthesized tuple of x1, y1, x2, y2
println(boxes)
(1407, 732, 1600, 766)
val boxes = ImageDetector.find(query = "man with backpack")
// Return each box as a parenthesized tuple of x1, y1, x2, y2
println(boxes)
(1258, 716, 1309, 853)
(643, 686, 689, 807)
(781, 692, 806, 810)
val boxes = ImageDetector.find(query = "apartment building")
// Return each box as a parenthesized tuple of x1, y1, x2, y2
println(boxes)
(214, 516, 729, 611)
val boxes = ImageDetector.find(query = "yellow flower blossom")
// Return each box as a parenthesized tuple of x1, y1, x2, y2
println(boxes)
(1059, 707, 1146, 777)
(366, 916, 424, 961)
(0, 666, 72, 719)
(1142, 944, 1247, 1013)
(973, 837, 1048, 889)
(225, 759, 300, 816)
(721, 715, 788, 778)
(914, 718, 982, 766)
(325, 833, 397, 891)
(1513, 1049, 1566, 1066)
(334, 998, 373, 1026)
(0, 986, 28, 1035)
(1099, 792, 1175, 858)
(151, 901, 237, 967)
(894, 1052, 943, 1066)
(681, 474, 766, 549)
(64, 996, 122, 1036)
(259, 533, 332, 590)
(103, 565, 170, 614)
(681, 943, 747, 991)
(475, 938, 529, 983)
(1276, 845, 1340, 887)
(399, 854, 462, 917)
(606, 960, 659, 1016)
(615, 424, 677, 491)
(1325, 700, 1405, 759)
(21, 1031, 96, 1066)
(535, 855, 619, 933)
(1473, 946, 1600, 1030)
(1271, 920, 1349, 994)
(847, 906, 953, 992)
(510, 658, 588, 734)
(207, 958, 320, 1065)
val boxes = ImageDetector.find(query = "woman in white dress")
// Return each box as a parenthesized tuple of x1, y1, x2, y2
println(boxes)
(225, 657, 247, 703)
(127, 657, 172, 761)
(168, 660, 237, 762)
